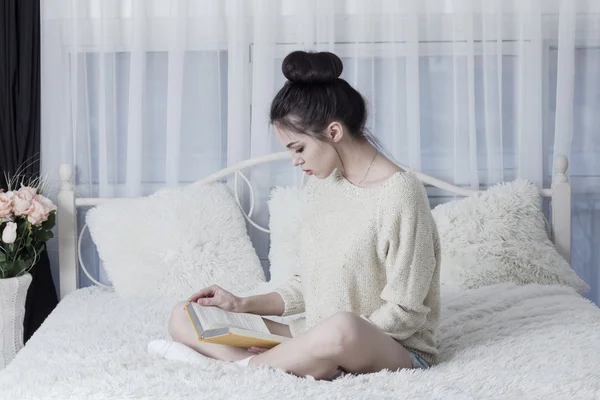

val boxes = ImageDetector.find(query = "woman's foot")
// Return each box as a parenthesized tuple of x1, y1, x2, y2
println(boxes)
(147, 339, 207, 364)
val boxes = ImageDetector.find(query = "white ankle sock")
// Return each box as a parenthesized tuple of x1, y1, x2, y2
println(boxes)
(147, 339, 207, 365)
(233, 356, 254, 367)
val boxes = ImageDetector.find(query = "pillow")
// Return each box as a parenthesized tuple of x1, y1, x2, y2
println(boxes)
(432, 179, 589, 293)
(86, 182, 265, 299)
(240, 186, 305, 324)
(266, 186, 306, 284)
(241, 186, 305, 298)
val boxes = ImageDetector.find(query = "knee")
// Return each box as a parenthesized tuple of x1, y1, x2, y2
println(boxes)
(309, 312, 362, 358)
(168, 301, 189, 341)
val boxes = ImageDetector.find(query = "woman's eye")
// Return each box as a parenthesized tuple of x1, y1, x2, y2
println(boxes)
(295, 147, 304, 153)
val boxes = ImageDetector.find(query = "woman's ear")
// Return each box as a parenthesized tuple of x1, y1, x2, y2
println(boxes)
(326, 122, 344, 143)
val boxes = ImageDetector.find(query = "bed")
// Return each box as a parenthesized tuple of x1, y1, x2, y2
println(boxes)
(1, 152, 599, 400)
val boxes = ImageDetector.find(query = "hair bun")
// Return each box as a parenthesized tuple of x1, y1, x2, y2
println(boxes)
(282, 51, 343, 83)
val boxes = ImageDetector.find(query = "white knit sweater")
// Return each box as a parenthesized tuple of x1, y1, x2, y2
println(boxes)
(274, 168, 441, 365)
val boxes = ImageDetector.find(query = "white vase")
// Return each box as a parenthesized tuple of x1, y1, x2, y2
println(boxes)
(0, 273, 32, 369)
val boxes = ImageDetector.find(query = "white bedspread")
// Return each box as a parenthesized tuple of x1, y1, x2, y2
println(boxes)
(1, 283, 599, 400)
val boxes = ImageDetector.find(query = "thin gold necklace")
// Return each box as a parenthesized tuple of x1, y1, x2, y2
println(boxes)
(357, 150, 378, 185)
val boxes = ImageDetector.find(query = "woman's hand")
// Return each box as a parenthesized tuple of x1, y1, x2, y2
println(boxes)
(247, 346, 269, 354)
(187, 284, 245, 313)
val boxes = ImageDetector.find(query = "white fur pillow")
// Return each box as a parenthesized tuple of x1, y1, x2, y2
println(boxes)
(86, 183, 265, 299)
(242, 186, 305, 298)
(266, 186, 306, 285)
(240, 186, 305, 326)
(432, 179, 589, 293)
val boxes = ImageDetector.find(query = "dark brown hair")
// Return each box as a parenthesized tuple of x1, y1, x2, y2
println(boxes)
(270, 51, 382, 149)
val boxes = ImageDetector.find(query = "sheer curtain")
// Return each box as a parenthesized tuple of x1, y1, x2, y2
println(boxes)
(41, 0, 600, 303)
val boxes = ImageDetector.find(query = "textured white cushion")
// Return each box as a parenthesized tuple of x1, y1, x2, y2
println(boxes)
(266, 186, 306, 285)
(86, 183, 265, 299)
(240, 185, 305, 319)
(241, 186, 305, 296)
(432, 179, 589, 293)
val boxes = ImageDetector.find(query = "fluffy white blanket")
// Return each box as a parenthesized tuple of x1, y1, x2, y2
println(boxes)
(1, 283, 599, 400)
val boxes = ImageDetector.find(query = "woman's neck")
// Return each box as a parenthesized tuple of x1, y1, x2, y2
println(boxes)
(335, 140, 379, 185)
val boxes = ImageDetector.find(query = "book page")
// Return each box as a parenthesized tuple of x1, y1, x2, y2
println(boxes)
(190, 303, 269, 334)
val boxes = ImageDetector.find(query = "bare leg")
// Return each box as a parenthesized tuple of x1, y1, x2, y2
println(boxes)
(249, 312, 414, 380)
(168, 302, 291, 362)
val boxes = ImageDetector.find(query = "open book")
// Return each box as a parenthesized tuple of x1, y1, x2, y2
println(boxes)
(184, 303, 290, 349)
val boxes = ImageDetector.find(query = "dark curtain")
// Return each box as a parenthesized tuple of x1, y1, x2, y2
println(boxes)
(0, 0, 58, 342)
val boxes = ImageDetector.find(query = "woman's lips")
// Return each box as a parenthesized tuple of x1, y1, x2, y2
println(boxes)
(304, 170, 313, 175)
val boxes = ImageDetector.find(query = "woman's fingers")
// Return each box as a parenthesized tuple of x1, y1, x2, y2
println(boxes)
(247, 347, 269, 354)
(187, 285, 217, 302)
(196, 297, 214, 306)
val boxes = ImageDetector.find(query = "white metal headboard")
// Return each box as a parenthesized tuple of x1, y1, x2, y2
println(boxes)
(56, 152, 572, 300)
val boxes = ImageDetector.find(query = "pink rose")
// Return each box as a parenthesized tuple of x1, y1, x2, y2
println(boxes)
(0, 191, 15, 218)
(18, 184, 37, 201)
(37, 195, 56, 213)
(2, 222, 17, 244)
(27, 195, 56, 226)
(12, 191, 33, 216)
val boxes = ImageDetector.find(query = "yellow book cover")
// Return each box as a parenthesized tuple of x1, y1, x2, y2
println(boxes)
(185, 303, 289, 349)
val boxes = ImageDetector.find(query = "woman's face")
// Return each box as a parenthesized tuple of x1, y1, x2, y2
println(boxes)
(275, 127, 338, 179)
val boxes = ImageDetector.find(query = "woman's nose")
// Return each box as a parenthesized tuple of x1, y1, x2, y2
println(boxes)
(292, 157, 303, 167)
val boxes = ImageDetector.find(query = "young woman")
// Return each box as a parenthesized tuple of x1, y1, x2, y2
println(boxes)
(163, 51, 441, 380)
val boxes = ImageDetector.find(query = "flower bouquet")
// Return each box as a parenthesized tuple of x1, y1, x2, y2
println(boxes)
(0, 169, 57, 368)
(0, 175, 57, 279)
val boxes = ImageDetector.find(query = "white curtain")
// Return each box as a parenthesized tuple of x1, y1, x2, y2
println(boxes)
(41, 0, 600, 303)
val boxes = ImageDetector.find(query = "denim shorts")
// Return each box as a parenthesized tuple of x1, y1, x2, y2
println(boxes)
(329, 350, 430, 379)
(407, 350, 430, 370)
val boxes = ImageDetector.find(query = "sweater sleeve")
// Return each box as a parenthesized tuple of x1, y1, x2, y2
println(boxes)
(273, 274, 305, 316)
(365, 183, 439, 341)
